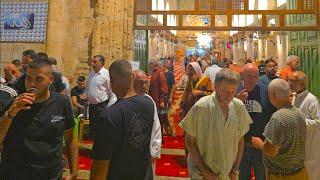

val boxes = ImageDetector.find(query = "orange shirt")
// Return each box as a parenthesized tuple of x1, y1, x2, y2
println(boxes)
(279, 66, 293, 80)
(229, 64, 241, 73)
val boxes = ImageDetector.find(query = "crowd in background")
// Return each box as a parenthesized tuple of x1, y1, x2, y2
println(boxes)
(0, 49, 319, 180)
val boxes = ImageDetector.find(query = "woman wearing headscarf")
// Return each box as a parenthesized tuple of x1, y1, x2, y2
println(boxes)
(180, 62, 214, 118)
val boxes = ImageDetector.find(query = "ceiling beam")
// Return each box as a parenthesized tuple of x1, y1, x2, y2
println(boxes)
(134, 25, 319, 31)
(134, 10, 316, 15)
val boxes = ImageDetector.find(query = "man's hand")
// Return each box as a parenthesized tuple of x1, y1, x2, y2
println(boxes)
(236, 89, 248, 102)
(79, 93, 87, 100)
(151, 156, 158, 163)
(229, 168, 239, 180)
(192, 90, 204, 97)
(64, 173, 77, 180)
(229, 172, 237, 180)
(159, 102, 165, 108)
(251, 136, 264, 149)
(167, 99, 172, 107)
(8, 93, 35, 117)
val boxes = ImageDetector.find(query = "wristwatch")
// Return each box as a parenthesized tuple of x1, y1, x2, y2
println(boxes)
(4, 111, 15, 119)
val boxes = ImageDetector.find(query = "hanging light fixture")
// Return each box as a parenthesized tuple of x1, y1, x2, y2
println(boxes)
(196, 34, 212, 48)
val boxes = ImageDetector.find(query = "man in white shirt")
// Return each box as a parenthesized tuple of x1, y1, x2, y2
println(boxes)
(288, 71, 320, 180)
(133, 69, 162, 176)
(204, 59, 222, 85)
(288, 71, 320, 119)
(180, 69, 252, 180)
(86, 55, 116, 139)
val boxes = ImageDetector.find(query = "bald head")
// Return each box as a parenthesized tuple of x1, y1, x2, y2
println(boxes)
(133, 69, 149, 95)
(109, 60, 133, 99)
(4, 63, 17, 71)
(290, 71, 306, 81)
(242, 63, 259, 74)
(241, 63, 259, 91)
(288, 71, 307, 93)
(4, 63, 21, 82)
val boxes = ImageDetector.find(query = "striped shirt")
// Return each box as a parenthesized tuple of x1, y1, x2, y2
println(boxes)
(263, 107, 306, 174)
(0, 84, 17, 97)
(0, 84, 17, 116)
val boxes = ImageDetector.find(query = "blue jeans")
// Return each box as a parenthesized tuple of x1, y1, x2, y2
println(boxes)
(239, 145, 266, 180)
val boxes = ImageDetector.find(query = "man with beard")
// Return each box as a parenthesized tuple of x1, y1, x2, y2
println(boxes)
(0, 57, 78, 180)
(279, 55, 300, 80)
(133, 69, 162, 177)
(180, 68, 252, 180)
(259, 59, 278, 86)
(3, 63, 21, 88)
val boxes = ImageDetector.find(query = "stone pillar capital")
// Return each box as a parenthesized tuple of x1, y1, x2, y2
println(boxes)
(275, 31, 288, 36)
(239, 31, 246, 39)
(232, 35, 238, 43)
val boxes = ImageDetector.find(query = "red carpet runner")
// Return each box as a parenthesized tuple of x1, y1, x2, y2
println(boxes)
(67, 61, 189, 179)
(155, 154, 188, 178)
(154, 61, 189, 178)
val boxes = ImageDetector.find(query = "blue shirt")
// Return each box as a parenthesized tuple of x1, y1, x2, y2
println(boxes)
(237, 83, 276, 143)
(259, 74, 278, 86)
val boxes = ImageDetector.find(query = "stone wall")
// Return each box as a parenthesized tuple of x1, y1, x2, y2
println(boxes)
(1, 0, 134, 83)
(91, 0, 134, 67)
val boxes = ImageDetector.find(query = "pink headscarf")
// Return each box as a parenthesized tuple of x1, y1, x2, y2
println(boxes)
(189, 62, 203, 78)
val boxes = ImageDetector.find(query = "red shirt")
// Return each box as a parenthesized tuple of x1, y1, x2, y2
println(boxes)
(148, 67, 168, 107)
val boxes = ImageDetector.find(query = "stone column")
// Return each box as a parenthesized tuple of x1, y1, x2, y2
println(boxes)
(46, 0, 97, 79)
(258, 32, 267, 60)
(232, 35, 239, 63)
(148, 33, 155, 60)
(238, 32, 246, 65)
(267, 33, 277, 60)
(246, 33, 254, 61)
(46, 0, 76, 77)
(268, 0, 277, 10)
(165, 40, 169, 56)
(91, 0, 134, 67)
(276, 32, 288, 69)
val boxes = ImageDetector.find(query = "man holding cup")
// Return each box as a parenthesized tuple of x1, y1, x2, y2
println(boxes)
(0, 57, 78, 180)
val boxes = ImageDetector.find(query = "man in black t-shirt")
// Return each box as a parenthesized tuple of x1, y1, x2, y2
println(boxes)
(14, 51, 66, 94)
(0, 58, 78, 180)
(71, 76, 87, 116)
(237, 63, 276, 180)
(14, 70, 65, 94)
(91, 60, 154, 180)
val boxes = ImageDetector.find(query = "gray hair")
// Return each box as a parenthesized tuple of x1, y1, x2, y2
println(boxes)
(268, 79, 291, 98)
(215, 68, 240, 85)
(286, 55, 299, 65)
(211, 59, 219, 65)
(133, 69, 147, 79)
(148, 59, 159, 65)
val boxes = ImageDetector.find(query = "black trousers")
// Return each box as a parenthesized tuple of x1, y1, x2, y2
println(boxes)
(89, 100, 109, 140)
(0, 163, 63, 180)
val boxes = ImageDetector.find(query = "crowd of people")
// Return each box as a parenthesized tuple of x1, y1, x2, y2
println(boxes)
(0, 49, 319, 180)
